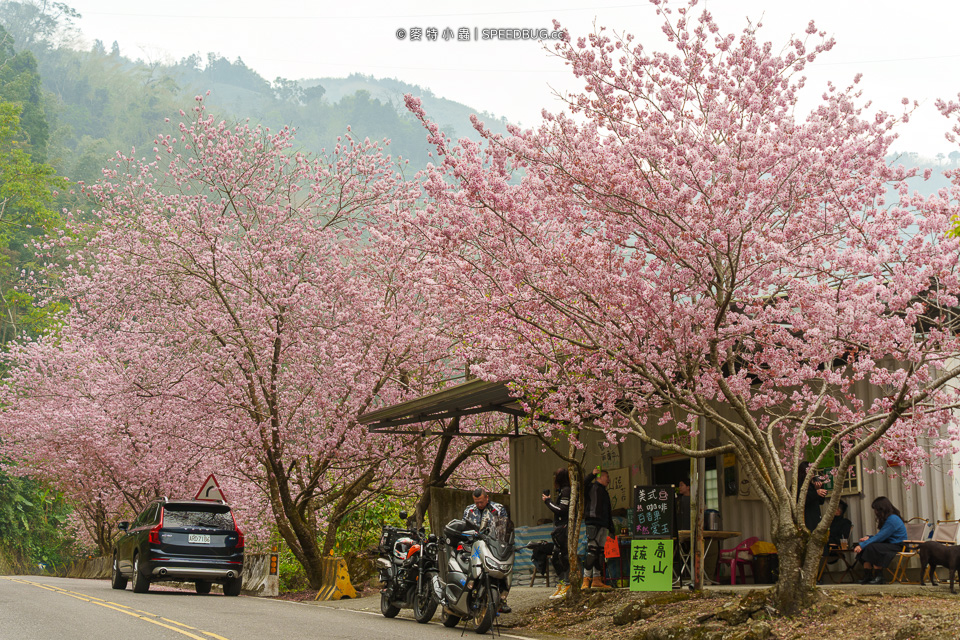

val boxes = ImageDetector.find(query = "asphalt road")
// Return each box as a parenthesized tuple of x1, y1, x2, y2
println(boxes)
(0, 576, 543, 640)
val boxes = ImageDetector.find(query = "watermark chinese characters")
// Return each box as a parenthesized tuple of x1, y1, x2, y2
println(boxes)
(396, 26, 564, 41)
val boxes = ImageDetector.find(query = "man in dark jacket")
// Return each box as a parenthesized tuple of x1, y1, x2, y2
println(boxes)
(543, 467, 571, 598)
(582, 469, 614, 591)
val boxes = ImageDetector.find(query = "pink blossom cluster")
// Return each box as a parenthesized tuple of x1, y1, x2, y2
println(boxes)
(400, 0, 960, 531)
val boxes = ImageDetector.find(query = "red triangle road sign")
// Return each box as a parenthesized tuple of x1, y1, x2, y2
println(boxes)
(194, 474, 228, 502)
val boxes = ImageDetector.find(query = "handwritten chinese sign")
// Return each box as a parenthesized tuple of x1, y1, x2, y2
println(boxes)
(607, 467, 629, 512)
(630, 539, 673, 591)
(632, 485, 675, 538)
(595, 439, 621, 468)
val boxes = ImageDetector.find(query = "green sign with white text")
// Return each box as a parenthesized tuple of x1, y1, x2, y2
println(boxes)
(630, 539, 673, 591)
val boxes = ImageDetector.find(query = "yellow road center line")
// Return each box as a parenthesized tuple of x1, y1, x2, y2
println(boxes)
(161, 617, 198, 630)
(62, 593, 92, 602)
(4, 578, 228, 640)
(65, 589, 106, 601)
(91, 601, 210, 640)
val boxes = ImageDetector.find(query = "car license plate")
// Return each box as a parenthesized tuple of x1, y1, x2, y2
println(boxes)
(188, 534, 211, 544)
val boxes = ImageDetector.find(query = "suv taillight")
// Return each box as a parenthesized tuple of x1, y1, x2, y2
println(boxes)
(231, 511, 245, 550)
(149, 507, 164, 544)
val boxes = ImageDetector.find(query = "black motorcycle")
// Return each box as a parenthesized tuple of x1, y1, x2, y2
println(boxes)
(375, 511, 438, 624)
(430, 513, 515, 634)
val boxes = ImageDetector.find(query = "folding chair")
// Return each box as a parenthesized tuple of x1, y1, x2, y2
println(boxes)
(526, 541, 554, 587)
(931, 519, 960, 544)
(889, 517, 930, 584)
(923, 519, 960, 583)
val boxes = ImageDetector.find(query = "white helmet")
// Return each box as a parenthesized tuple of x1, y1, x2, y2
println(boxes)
(393, 537, 416, 561)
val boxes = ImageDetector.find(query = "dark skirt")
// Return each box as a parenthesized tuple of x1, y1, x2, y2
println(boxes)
(858, 541, 902, 568)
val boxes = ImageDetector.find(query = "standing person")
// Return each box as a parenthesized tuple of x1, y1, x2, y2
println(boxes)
(677, 477, 692, 530)
(543, 468, 571, 599)
(798, 462, 827, 531)
(463, 488, 513, 612)
(582, 469, 614, 591)
(854, 496, 907, 585)
(674, 477, 692, 580)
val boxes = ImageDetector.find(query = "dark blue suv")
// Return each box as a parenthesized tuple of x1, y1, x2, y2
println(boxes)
(111, 498, 245, 595)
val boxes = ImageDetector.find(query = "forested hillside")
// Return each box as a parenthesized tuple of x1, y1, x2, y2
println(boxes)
(0, 1, 512, 187)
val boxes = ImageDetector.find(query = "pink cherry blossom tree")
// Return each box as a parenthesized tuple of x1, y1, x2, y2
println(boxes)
(0, 330, 266, 555)
(404, 1, 960, 612)
(7, 98, 468, 587)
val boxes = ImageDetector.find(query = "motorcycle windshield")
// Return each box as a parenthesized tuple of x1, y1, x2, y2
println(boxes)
(481, 512, 515, 557)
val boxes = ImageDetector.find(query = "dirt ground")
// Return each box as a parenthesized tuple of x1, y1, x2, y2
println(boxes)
(512, 585, 960, 640)
(275, 582, 960, 639)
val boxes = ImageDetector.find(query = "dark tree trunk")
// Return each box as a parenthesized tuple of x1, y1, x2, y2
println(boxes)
(771, 528, 821, 616)
(409, 416, 499, 530)
(321, 467, 377, 555)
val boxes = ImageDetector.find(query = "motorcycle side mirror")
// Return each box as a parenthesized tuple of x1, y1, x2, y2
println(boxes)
(419, 526, 426, 537)
(399, 511, 408, 522)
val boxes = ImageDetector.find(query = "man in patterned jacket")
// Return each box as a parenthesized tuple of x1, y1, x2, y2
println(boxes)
(463, 488, 512, 613)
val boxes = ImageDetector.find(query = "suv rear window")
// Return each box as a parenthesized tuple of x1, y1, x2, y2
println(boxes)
(162, 505, 234, 530)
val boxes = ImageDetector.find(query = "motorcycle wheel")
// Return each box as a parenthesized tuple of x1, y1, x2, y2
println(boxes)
(413, 583, 438, 624)
(441, 610, 462, 627)
(473, 586, 498, 634)
(380, 591, 401, 618)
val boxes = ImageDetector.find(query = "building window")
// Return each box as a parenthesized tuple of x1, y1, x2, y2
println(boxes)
(705, 464, 720, 511)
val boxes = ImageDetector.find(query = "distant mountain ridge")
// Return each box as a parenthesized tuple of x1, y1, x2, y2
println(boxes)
(0, 2, 517, 185)
(300, 73, 513, 141)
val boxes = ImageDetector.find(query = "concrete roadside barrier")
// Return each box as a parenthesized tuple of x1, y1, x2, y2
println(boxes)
(64, 553, 279, 596)
(241, 552, 279, 596)
(314, 556, 357, 601)
(66, 557, 111, 579)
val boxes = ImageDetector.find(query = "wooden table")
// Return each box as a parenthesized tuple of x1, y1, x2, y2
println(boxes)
(676, 530, 742, 585)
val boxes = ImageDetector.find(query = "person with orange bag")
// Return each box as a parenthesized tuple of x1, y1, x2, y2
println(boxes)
(582, 469, 614, 591)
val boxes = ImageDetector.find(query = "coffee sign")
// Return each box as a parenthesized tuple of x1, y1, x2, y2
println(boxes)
(632, 485, 675, 538)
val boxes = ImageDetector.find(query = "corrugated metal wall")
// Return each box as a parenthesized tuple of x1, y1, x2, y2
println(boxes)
(509, 393, 960, 548)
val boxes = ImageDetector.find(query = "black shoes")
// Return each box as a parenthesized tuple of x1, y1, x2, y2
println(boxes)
(499, 604, 512, 614)
(858, 570, 886, 585)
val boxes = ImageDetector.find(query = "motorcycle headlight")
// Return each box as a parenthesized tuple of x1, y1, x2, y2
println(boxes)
(484, 557, 509, 572)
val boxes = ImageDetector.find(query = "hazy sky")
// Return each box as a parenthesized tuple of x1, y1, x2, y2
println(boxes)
(63, 0, 960, 157)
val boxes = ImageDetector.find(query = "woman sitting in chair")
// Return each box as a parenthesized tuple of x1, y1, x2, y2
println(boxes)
(854, 496, 907, 585)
